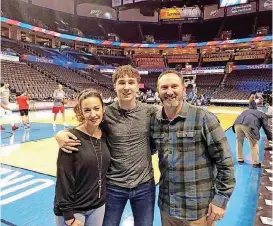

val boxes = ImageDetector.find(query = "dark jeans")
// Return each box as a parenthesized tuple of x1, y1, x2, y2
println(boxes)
(102, 180, 156, 226)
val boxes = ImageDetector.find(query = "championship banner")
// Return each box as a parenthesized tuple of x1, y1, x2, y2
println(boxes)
(160, 7, 201, 21)
(259, 0, 272, 11)
(204, 4, 225, 20)
(227, 2, 257, 16)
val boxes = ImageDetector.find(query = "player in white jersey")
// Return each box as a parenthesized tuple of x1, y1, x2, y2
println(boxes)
(0, 83, 19, 131)
(52, 84, 68, 128)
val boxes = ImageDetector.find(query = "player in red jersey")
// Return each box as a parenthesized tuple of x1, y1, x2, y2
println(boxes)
(16, 91, 30, 129)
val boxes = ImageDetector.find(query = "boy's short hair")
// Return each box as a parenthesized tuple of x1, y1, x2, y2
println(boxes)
(112, 65, 141, 84)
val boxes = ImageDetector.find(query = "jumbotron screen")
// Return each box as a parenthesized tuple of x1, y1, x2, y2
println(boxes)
(219, 0, 249, 7)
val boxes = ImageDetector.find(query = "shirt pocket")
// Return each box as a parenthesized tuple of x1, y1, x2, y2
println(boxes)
(176, 130, 202, 153)
(176, 130, 196, 151)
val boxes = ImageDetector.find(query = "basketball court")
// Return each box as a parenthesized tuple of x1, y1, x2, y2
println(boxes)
(0, 106, 266, 226)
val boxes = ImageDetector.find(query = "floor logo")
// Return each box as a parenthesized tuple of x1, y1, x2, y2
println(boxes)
(0, 166, 55, 205)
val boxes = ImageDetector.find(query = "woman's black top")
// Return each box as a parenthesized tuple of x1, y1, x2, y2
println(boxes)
(54, 128, 111, 220)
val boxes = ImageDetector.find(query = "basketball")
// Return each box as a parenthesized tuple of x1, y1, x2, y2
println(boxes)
(62, 99, 68, 105)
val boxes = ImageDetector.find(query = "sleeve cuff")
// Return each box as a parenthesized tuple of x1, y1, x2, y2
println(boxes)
(212, 193, 229, 209)
(63, 211, 74, 221)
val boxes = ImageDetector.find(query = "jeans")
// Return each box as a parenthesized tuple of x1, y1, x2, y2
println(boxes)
(55, 204, 105, 226)
(102, 180, 156, 226)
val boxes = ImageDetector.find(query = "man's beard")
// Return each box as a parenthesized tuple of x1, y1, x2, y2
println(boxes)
(160, 96, 181, 108)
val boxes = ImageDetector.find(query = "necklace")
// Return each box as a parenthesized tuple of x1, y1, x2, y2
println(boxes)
(84, 123, 100, 137)
(90, 137, 103, 199)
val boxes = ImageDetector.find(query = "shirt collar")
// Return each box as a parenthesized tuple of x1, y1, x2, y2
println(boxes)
(156, 101, 190, 122)
(113, 100, 140, 113)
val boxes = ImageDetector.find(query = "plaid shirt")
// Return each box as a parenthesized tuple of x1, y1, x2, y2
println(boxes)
(150, 102, 235, 220)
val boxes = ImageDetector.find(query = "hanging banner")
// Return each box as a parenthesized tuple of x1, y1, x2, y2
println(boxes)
(227, 2, 257, 16)
(259, 0, 272, 11)
(77, 3, 117, 20)
(204, 4, 225, 20)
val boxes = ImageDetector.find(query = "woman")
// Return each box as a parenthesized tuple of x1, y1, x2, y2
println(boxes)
(249, 94, 257, 110)
(54, 89, 111, 226)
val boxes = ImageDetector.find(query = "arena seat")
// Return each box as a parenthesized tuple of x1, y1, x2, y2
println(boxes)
(1, 60, 75, 100)
(31, 62, 115, 99)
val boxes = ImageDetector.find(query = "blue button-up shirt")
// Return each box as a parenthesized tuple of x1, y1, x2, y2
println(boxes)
(150, 101, 235, 220)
